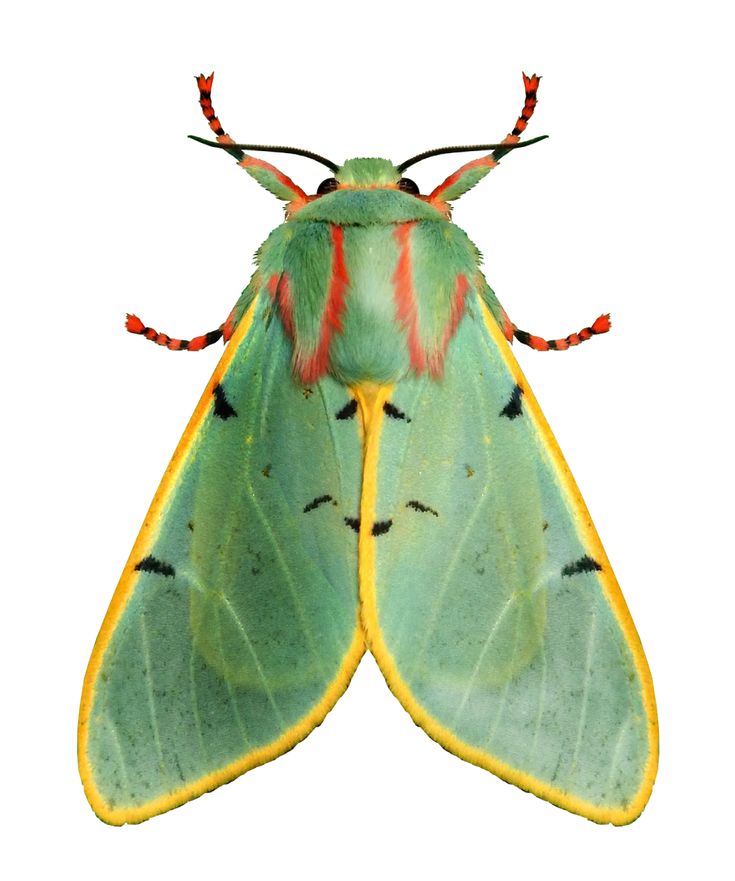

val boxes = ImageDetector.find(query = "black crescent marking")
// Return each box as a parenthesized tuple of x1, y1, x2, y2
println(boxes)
(372, 520, 393, 536)
(406, 500, 439, 517)
(344, 517, 361, 533)
(500, 384, 524, 419)
(304, 494, 336, 513)
(336, 399, 358, 420)
(213, 383, 237, 419)
(561, 555, 603, 578)
(383, 402, 411, 422)
(135, 555, 175, 578)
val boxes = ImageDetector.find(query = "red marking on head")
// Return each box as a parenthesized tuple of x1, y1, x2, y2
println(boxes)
(296, 226, 349, 383)
(392, 223, 426, 374)
(429, 156, 497, 203)
(239, 156, 307, 201)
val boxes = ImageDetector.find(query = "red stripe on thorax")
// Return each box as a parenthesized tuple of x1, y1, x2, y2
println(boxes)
(392, 222, 426, 373)
(277, 274, 294, 339)
(429, 274, 470, 377)
(297, 225, 349, 383)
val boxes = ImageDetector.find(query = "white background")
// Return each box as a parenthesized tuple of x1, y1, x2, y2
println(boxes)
(2, 1, 732, 878)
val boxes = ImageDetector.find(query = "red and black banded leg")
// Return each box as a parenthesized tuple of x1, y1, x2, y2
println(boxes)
(196, 73, 244, 161)
(513, 313, 611, 351)
(125, 314, 224, 351)
(495, 73, 541, 158)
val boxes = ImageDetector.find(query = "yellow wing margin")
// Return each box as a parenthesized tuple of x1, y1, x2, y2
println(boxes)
(354, 303, 658, 825)
(78, 295, 365, 824)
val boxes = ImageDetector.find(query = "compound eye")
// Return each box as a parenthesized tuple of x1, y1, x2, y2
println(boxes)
(398, 177, 420, 195)
(317, 178, 339, 195)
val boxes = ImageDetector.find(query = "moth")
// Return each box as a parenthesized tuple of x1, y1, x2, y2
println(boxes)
(78, 73, 658, 825)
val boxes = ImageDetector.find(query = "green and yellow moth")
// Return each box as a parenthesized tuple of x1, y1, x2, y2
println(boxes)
(78, 73, 658, 825)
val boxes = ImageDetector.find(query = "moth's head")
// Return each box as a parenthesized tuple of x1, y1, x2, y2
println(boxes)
(191, 72, 546, 220)
(325, 158, 414, 194)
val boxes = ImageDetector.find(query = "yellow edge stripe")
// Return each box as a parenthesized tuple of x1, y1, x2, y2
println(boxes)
(354, 308, 658, 825)
(78, 295, 366, 824)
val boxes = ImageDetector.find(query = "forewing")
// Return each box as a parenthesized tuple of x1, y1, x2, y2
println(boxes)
(79, 295, 364, 824)
(362, 297, 657, 824)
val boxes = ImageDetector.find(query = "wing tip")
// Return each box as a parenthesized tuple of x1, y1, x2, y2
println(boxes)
(78, 628, 366, 824)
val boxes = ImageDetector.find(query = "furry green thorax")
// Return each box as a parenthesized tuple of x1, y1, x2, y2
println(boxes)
(336, 158, 400, 188)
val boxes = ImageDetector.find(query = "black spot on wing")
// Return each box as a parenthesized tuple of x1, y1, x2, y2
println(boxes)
(304, 494, 338, 513)
(406, 500, 439, 517)
(213, 383, 237, 419)
(561, 555, 602, 578)
(384, 402, 411, 422)
(500, 384, 524, 419)
(335, 399, 357, 420)
(135, 555, 175, 578)
(344, 517, 393, 535)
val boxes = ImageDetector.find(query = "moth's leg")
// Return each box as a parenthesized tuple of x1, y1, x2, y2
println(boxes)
(499, 72, 541, 148)
(476, 278, 515, 340)
(196, 73, 243, 159)
(126, 276, 259, 351)
(478, 279, 610, 351)
(125, 313, 227, 350)
(512, 313, 611, 351)
(429, 74, 542, 203)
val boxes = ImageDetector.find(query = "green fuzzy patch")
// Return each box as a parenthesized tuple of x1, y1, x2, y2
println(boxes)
(337, 157, 400, 187)
(294, 189, 445, 226)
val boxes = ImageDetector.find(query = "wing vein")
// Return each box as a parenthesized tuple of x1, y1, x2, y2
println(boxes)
(220, 595, 286, 727)
(104, 709, 132, 802)
(188, 650, 211, 763)
(451, 593, 515, 726)
(140, 615, 167, 779)
(571, 610, 597, 775)
(214, 603, 254, 745)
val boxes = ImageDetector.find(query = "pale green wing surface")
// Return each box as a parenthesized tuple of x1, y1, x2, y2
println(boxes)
(80, 296, 364, 824)
(363, 297, 657, 824)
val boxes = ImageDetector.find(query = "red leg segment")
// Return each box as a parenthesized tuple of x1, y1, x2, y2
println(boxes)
(125, 314, 224, 351)
(501, 73, 541, 147)
(513, 314, 611, 351)
(196, 72, 243, 160)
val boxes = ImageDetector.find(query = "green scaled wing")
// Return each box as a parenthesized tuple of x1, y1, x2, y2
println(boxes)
(79, 295, 364, 824)
(358, 297, 658, 825)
